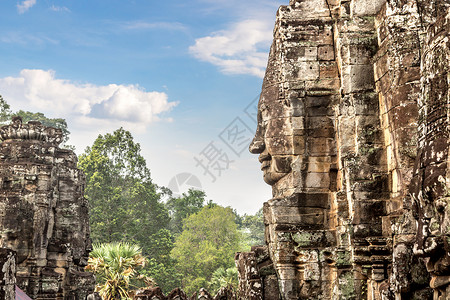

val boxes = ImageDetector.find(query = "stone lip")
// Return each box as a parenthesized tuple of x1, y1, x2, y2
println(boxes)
(0, 117, 63, 146)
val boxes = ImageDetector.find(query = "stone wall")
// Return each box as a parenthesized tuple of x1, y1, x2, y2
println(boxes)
(243, 0, 450, 299)
(0, 117, 95, 299)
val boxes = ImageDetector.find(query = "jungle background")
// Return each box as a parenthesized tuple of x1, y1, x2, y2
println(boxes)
(0, 95, 264, 297)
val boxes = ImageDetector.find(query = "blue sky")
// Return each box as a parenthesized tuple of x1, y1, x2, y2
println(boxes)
(0, 0, 286, 214)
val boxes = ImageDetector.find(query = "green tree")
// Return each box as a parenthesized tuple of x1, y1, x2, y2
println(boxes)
(78, 128, 169, 248)
(240, 208, 265, 246)
(210, 267, 239, 294)
(166, 189, 206, 235)
(86, 242, 155, 299)
(170, 205, 244, 294)
(142, 257, 181, 294)
(0, 95, 12, 124)
(78, 128, 178, 290)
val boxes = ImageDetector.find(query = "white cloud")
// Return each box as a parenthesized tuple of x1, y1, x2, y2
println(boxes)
(189, 19, 273, 78)
(0, 32, 58, 46)
(0, 69, 177, 126)
(100, 86, 172, 122)
(50, 5, 70, 12)
(17, 0, 37, 14)
(122, 21, 187, 31)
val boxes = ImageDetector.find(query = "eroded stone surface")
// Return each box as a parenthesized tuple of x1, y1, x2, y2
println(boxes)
(242, 0, 450, 299)
(235, 245, 280, 300)
(0, 117, 95, 299)
(0, 248, 16, 300)
(134, 287, 236, 300)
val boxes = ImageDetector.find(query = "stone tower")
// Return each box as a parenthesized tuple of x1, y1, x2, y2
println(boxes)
(239, 0, 450, 299)
(0, 117, 95, 299)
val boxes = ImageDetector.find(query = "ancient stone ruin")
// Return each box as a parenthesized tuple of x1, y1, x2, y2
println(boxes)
(134, 287, 236, 300)
(2, 0, 450, 299)
(238, 0, 450, 299)
(0, 117, 95, 299)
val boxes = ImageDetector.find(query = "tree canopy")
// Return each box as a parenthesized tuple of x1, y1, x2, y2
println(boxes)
(170, 205, 244, 294)
(240, 208, 265, 246)
(78, 128, 171, 254)
(78, 128, 180, 292)
(166, 189, 206, 235)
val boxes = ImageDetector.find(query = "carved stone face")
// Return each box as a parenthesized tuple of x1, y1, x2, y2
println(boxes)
(249, 85, 295, 187)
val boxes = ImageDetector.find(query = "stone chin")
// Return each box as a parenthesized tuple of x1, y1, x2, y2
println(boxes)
(263, 171, 289, 185)
(262, 157, 292, 185)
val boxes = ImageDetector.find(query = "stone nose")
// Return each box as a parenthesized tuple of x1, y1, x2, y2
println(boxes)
(249, 137, 265, 154)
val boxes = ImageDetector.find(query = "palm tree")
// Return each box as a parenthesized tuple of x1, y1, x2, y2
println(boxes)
(210, 267, 239, 294)
(86, 242, 155, 299)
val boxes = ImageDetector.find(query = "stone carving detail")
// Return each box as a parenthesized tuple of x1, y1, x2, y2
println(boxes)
(409, 8, 450, 300)
(240, 0, 450, 299)
(134, 287, 236, 300)
(0, 248, 16, 300)
(235, 246, 280, 300)
(0, 117, 95, 299)
(0, 116, 63, 146)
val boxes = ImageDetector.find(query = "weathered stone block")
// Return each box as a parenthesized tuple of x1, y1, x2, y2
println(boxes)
(318, 45, 335, 61)
(319, 62, 339, 78)
(342, 65, 375, 93)
(351, 0, 385, 16)
(293, 61, 320, 81)
(287, 0, 331, 19)
(291, 230, 336, 248)
(305, 78, 340, 94)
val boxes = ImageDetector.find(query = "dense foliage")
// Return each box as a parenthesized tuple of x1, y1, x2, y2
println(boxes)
(78, 129, 169, 251)
(210, 267, 239, 294)
(73, 128, 265, 297)
(77, 128, 181, 291)
(240, 208, 265, 246)
(86, 242, 154, 299)
(166, 189, 206, 235)
(78, 129, 265, 296)
(171, 205, 244, 294)
(0, 95, 11, 124)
